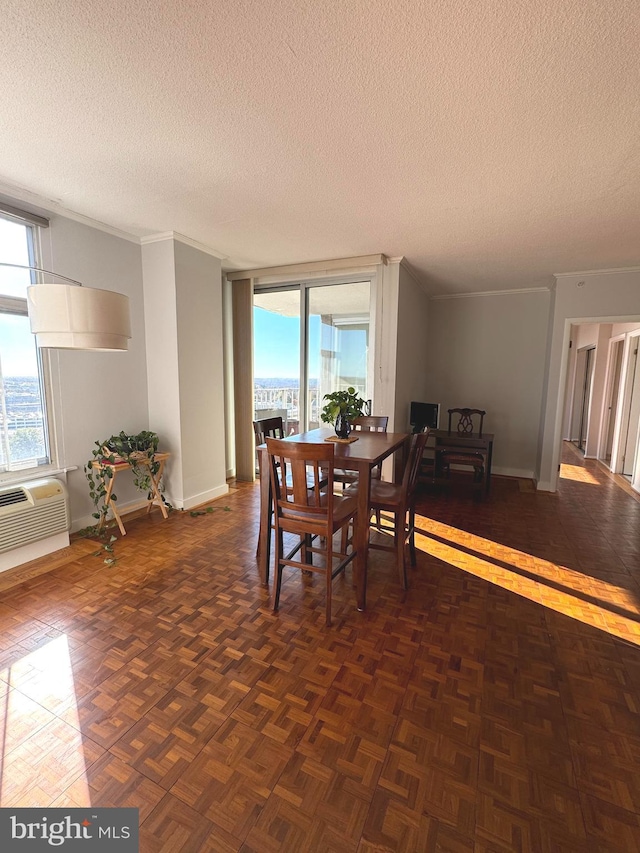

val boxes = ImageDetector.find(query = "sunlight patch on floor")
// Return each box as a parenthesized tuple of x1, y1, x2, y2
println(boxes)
(414, 515, 640, 646)
(559, 463, 600, 484)
(0, 636, 91, 806)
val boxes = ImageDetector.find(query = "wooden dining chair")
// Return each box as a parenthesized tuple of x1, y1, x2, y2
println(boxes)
(342, 429, 429, 589)
(438, 408, 487, 487)
(267, 437, 358, 627)
(253, 415, 286, 447)
(333, 415, 389, 489)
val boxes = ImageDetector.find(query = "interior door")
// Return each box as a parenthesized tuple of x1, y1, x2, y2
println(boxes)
(572, 346, 595, 452)
(601, 339, 624, 465)
(622, 339, 640, 478)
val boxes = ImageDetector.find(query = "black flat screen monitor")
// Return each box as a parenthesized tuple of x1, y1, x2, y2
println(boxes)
(410, 401, 440, 432)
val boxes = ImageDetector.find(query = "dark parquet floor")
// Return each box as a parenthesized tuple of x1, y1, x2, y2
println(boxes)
(1, 443, 639, 851)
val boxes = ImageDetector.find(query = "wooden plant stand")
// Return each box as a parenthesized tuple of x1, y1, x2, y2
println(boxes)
(95, 451, 170, 536)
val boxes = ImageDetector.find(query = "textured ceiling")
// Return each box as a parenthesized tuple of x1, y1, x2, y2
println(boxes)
(1, 0, 639, 294)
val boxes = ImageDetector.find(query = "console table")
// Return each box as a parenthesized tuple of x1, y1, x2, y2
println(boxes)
(94, 451, 170, 535)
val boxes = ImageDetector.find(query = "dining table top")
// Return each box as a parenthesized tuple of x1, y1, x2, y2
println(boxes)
(261, 426, 410, 467)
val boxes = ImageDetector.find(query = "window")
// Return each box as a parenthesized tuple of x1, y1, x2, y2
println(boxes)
(0, 215, 51, 473)
(253, 279, 371, 433)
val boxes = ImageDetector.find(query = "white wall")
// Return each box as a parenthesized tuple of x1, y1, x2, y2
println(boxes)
(562, 323, 599, 440)
(394, 261, 430, 431)
(538, 268, 640, 491)
(372, 261, 399, 430)
(174, 241, 228, 508)
(39, 215, 149, 528)
(426, 290, 551, 479)
(141, 238, 182, 503)
(142, 237, 228, 510)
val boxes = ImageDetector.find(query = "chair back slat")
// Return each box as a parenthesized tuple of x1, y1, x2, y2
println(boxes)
(403, 429, 430, 501)
(447, 408, 485, 437)
(267, 438, 335, 533)
(253, 416, 285, 445)
(352, 415, 389, 432)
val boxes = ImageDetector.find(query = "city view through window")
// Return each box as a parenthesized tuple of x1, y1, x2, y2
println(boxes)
(253, 282, 370, 434)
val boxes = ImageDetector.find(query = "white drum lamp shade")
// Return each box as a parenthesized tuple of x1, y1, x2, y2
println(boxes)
(27, 284, 131, 351)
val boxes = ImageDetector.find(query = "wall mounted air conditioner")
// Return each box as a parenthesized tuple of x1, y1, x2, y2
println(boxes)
(0, 478, 70, 555)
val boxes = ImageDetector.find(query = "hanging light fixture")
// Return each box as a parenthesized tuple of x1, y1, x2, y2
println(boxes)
(0, 263, 131, 351)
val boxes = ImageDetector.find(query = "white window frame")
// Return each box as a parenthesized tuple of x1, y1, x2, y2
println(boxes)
(0, 216, 55, 479)
(253, 273, 375, 431)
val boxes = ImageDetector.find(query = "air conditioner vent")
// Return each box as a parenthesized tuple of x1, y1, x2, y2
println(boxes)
(0, 489, 28, 509)
(0, 478, 69, 553)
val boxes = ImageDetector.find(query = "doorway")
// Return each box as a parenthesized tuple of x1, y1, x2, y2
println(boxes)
(571, 346, 596, 453)
(600, 338, 624, 466)
(620, 334, 640, 480)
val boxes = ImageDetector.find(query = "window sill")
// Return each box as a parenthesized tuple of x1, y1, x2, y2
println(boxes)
(0, 465, 78, 486)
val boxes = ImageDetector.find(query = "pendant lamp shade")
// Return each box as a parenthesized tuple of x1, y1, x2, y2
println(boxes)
(27, 284, 131, 351)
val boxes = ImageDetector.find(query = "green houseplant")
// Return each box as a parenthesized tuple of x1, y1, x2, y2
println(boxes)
(320, 387, 367, 438)
(84, 430, 169, 526)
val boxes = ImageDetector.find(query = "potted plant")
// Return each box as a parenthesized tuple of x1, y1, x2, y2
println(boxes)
(85, 430, 169, 525)
(320, 387, 367, 438)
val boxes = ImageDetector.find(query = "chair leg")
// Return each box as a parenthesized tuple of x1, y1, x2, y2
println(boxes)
(341, 524, 349, 556)
(409, 508, 417, 567)
(273, 528, 284, 612)
(395, 512, 407, 590)
(303, 534, 313, 568)
(325, 536, 332, 627)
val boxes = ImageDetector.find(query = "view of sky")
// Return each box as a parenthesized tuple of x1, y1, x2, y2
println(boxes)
(0, 218, 39, 377)
(254, 307, 368, 383)
(253, 307, 319, 379)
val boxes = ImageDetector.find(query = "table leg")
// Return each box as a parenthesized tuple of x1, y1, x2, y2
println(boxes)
(103, 470, 127, 537)
(257, 447, 272, 585)
(486, 440, 493, 494)
(148, 459, 169, 519)
(354, 462, 371, 611)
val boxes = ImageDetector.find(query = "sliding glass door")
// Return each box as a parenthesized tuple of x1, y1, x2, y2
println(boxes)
(253, 287, 301, 433)
(253, 280, 371, 433)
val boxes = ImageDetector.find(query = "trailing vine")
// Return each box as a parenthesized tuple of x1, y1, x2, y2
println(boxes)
(84, 430, 171, 526)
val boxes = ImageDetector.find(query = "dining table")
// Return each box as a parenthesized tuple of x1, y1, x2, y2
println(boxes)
(256, 426, 411, 612)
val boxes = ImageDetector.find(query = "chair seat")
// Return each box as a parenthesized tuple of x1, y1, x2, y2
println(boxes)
(281, 491, 358, 527)
(440, 450, 484, 468)
(343, 430, 430, 591)
(333, 467, 382, 485)
(346, 479, 402, 511)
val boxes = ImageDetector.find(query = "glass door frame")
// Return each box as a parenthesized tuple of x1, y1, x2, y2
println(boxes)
(254, 273, 376, 433)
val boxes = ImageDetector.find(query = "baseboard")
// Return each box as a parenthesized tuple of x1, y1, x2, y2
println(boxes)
(0, 538, 98, 590)
(492, 466, 535, 480)
(0, 531, 70, 574)
(181, 484, 230, 511)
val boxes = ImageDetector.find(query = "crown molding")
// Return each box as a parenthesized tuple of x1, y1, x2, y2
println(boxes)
(0, 180, 140, 243)
(388, 256, 432, 291)
(141, 231, 227, 260)
(431, 286, 551, 300)
(554, 265, 640, 279)
(226, 254, 387, 282)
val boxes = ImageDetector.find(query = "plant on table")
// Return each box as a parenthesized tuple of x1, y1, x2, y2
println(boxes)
(320, 387, 367, 438)
(84, 430, 170, 531)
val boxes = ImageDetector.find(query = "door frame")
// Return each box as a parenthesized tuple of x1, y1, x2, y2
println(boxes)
(253, 273, 376, 433)
(570, 344, 596, 450)
(597, 334, 625, 466)
(612, 330, 640, 487)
